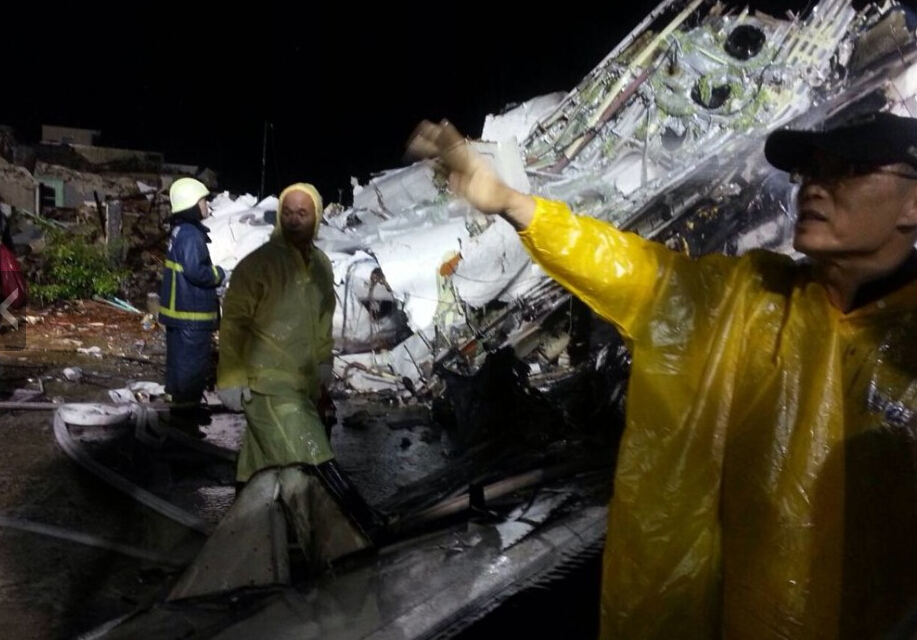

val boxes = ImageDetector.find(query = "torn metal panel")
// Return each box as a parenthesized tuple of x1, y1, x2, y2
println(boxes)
(203, 192, 274, 270)
(166, 468, 291, 600)
(481, 91, 567, 143)
(58, 373, 618, 638)
(332, 252, 409, 354)
(370, 214, 472, 332)
(351, 163, 441, 216)
(166, 466, 373, 602)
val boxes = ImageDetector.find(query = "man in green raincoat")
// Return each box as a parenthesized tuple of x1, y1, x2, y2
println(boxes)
(407, 112, 917, 640)
(216, 183, 385, 556)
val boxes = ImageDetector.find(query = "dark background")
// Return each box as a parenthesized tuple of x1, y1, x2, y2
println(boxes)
(4, 2, 846, 205)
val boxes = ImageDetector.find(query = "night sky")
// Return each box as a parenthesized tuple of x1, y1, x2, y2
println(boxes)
(5, 1, 824, 205)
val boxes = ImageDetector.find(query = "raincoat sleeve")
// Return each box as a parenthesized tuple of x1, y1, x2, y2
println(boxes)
(174, 226, 225, 288)
(518, 197, 740, 343)
(217, 259, 259, 389)
(518, 197, 671, 341)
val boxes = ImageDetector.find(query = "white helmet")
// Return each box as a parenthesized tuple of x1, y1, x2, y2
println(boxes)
(169, 177, 210, 213)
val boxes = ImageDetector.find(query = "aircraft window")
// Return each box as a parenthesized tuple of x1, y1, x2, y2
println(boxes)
(724, 24, 766, 60)
(691, 79, 731, 110)
(661, 126, 687, 150)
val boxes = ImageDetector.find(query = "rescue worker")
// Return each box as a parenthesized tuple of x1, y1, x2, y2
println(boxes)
(406, 112, 917, 640)
(158, 177, 226, 433)
(216, 182, 385, 562)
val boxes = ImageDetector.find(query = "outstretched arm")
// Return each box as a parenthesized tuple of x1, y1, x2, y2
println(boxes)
(405, 119, 536, 230)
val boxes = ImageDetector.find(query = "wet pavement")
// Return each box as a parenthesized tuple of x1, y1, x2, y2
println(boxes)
(0, 351, 198, 639)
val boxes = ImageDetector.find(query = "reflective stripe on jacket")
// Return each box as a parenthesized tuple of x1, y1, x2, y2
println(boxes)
(519, 196, 917, 640)
(158, 218, 225, 329)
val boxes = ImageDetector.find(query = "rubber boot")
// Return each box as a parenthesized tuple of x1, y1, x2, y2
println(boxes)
(314, 460, 392, 547)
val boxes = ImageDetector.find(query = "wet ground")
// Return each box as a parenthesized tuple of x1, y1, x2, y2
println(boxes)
(0, 300, 604, 640)
(0, 301, 200, 639)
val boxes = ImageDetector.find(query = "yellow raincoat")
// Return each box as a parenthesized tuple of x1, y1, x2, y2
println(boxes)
(519, 197, 917, 640)
(217, 184, 336, 482)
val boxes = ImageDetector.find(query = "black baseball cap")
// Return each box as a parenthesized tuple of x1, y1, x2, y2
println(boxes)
(764, 111, 917, 172)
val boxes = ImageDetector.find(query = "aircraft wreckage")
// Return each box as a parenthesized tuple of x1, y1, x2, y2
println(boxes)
(62, 0, 917, 637)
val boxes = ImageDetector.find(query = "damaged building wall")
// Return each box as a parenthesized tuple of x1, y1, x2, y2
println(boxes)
(0, 158, 38, 213)
(33, 162, 155, 210)
(0, 124, 217, 218)
(68, 144, 165, 173)
(41, 125, 100, 146)
(0, 120, 223, 318)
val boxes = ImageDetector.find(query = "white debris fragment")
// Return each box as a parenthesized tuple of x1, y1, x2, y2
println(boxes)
(481, 92, 566, 143)
(62, 367, 83, 381)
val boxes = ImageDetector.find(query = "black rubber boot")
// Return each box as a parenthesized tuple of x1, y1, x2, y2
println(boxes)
(162, 406, 208, 438)
(314, 460, 392, 547)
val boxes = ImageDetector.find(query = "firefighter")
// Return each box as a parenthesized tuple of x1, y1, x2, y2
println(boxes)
(158, 177, 225, 434)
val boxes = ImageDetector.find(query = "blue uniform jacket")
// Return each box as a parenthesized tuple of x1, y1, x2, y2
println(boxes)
(158, 214, 225, 330)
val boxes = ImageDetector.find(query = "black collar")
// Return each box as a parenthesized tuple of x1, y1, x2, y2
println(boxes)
(850, 249, 917, 310)
(168, 212, 211, 240)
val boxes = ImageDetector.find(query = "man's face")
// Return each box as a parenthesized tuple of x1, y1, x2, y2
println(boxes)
(198, 198, 212, 219)
(279, 190, 316, 243)
(793, 153, 917, 260)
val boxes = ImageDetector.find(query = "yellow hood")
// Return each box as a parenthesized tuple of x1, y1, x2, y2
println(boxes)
(276, 182, 324, 237)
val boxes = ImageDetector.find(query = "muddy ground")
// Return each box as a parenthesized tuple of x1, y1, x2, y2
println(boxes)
(0, 299, 603, 640)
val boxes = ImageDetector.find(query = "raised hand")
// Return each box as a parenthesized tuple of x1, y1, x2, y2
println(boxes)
(405, 119, 535, 228)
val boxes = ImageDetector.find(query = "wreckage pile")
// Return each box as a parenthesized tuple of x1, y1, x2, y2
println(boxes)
(314, 0, 917, 412)
(4, 0, 917, 433)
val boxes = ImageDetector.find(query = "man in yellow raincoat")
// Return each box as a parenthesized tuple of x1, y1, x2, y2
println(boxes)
(216, 183, 385, 554)
(407, 112, 917, 640)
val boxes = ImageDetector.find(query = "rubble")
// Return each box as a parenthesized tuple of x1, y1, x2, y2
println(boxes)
(0, 122, 218, 318)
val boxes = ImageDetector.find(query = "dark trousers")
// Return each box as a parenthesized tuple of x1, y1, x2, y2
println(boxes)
(165, 327, 214, 407)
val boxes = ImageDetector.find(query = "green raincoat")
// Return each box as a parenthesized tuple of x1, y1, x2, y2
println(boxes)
(519, 197, 917, 640)
(217, 202, 336, 482)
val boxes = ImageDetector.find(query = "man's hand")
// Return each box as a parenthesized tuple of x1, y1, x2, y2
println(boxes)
(405, 119, 535, 229)
(216, 269, 232, 298)
(217, 386, 250, 412)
